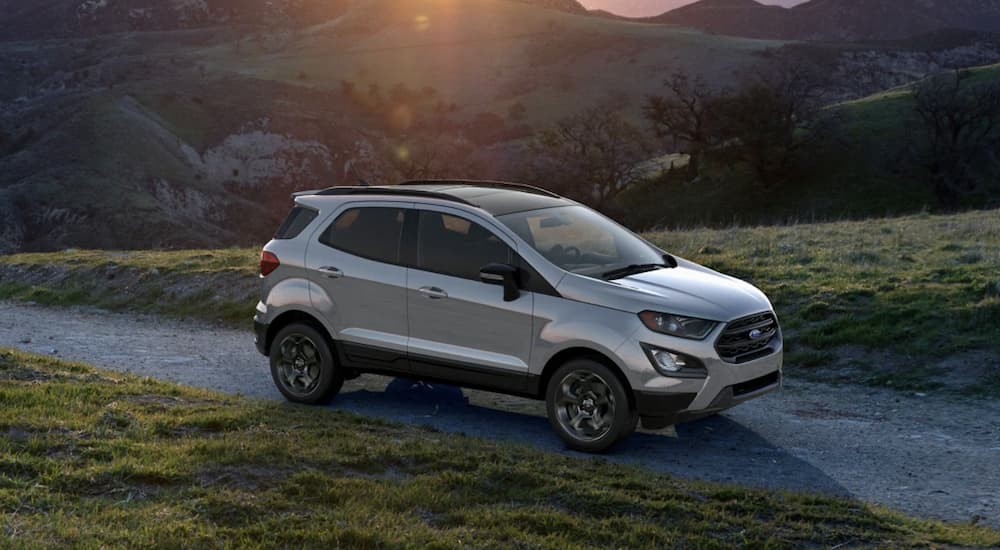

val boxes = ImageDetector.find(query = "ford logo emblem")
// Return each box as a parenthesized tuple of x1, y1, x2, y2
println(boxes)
(749, 329, 764, 340)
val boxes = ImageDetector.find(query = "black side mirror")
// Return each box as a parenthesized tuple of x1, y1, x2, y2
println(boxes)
(479, 263, 520, 302)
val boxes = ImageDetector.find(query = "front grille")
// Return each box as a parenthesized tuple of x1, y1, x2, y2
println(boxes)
(715, 312, 780, 364)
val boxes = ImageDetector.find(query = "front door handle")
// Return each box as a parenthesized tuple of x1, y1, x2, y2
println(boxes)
(418, 286, 448, 299)
(318, 266, 344, 279)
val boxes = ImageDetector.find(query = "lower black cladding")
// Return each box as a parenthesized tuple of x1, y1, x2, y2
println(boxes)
(254, 320, 269, 355)
(732, 371, 781, 397)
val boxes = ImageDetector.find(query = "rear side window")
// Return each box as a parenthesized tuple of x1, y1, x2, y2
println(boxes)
(319, 207, 405, 264)
(416, 211, 511, 280)
(274, 206, 318, 239)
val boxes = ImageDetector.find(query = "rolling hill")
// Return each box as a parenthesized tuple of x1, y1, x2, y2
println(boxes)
(651, 0, 1000, 41)
(579, 1, 805, 18)
(0, 0, 588, 41)
(2, 0, 999, 253)
(620, 62, 1000, 229)
(0, 0, 780, 252)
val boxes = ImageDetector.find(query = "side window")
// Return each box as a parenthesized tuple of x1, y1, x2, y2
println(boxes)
(319, 207, 405, 264)
(416, 211, 512, 280)
(274, 206, 318, 240)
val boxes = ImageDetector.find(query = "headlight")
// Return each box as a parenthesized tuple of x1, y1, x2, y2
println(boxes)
(639, 311, 717, 340)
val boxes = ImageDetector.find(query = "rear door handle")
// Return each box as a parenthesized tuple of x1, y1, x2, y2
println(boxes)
(318, 266, 343, 279)
(418, 286, 448, 299)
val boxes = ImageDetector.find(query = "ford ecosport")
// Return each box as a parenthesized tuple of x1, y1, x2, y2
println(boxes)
(254, 181, 782, 452)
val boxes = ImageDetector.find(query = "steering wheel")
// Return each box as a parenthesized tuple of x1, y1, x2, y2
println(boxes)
(549, 245, 582, 263)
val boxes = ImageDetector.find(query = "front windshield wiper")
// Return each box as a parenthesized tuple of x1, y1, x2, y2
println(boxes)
(601, 263, 671, 281)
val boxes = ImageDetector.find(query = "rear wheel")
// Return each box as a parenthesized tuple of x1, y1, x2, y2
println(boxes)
(545, 359, 635, 453)
(269, 323, 343, 404)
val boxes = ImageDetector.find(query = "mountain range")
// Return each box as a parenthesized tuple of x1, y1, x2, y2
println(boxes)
(580, 0, 803, 17)
(4, 0, 1000, 42)
(650, 0, 1000, 41)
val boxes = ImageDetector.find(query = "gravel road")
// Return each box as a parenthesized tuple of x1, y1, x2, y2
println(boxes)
(2, 301, 998, 527)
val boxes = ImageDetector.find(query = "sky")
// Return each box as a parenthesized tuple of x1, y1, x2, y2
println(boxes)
(578, 0, 807, 17)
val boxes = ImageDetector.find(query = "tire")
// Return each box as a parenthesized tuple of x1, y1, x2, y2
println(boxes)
(269, 323, 343, 405)
(545, 359, 635, 453)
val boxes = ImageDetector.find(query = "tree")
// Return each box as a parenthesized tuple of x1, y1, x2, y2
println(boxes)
(527, 103, 652, 211)
(346, 132, 481, 184)
(712, 60, 834, 186)
(911, 70, 1000, 208)
(643, 72, 724, 180)
(393, 133, 480, 180)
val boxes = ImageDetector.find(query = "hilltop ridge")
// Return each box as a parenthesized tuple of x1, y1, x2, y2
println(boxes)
(652, 0, 1000, 41)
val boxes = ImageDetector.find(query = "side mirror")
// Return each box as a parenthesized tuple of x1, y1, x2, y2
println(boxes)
(479, 263, 520, 302)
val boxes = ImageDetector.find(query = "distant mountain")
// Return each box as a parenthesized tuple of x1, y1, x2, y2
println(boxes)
(651, 0, 1000, 41)
(513, 0, 588, 13)
(0, 0, 586, 41)
(579, 0, 802, 18)
(0, 0, 354, 40)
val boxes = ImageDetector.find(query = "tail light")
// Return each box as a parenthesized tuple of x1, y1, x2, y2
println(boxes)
(260, 250, 280, 277)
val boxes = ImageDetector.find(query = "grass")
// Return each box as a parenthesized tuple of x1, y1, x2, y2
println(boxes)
(1, 348, 997, 548)
(2, 209, 999, 392)
(0, 249, 257, 326)
(646, 208, 1000, 394)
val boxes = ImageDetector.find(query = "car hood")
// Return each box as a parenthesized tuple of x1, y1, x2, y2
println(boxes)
(556, 257, 773, 322)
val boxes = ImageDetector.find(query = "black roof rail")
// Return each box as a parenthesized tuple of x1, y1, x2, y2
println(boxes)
(300, 186, 477, 206)
(397, 179, 561, 198)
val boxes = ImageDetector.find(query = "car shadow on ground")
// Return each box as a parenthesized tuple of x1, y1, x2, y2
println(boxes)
(326, 378, 850, 498)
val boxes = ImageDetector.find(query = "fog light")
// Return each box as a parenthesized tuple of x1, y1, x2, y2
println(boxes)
(641, 344, 706, 378)
(652, 349, 685, 373)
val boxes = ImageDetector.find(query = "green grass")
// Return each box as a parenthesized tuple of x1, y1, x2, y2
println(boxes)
(0, 249, 258, 326)
(1, 349, 997, 548)
(2, 209, 999, 391)
(3, 248, 256, 274)
(645, 208, 1000, 393)
(645, 209, 1000, 354)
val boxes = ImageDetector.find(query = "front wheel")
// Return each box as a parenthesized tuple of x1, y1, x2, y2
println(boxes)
(269, 323, 343, 404)
(545, 360, 635, 453)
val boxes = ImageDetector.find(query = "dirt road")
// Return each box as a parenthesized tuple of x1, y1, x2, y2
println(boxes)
(2, 301, 997, 527)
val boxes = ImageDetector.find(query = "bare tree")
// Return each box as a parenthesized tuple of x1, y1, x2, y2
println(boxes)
(713, 59, 835, 186)
(346, 132, 481, 184)
(527, 103, 652, 211)
(643, 72, 724, 180)
(912, 70, 1000, 208)
(393, 133, 480, 180)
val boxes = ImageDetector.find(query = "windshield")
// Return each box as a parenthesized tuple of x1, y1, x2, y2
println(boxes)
(498, 206, 666, 278)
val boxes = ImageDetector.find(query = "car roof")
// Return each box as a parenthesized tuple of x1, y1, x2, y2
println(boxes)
(299, 181, 575, 216)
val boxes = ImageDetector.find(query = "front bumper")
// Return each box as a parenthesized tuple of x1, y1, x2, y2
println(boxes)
(616, 326, 784, 429)
(636, 369, 781, 429)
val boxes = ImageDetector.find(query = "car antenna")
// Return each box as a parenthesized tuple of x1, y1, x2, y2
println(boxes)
(358, 179, 370, 187)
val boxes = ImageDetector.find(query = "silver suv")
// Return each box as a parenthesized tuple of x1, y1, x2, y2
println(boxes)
(254, 181, 782, 452)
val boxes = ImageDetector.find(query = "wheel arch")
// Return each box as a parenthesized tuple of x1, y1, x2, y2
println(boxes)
(537, 347, 635, 410)
(264, 310, 335, 356)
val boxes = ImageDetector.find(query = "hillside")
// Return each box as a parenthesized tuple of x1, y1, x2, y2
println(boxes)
(3, 0, 1000, 253)
(652, 0, 1000, 41)
(0, 0, 586, 41)
(0, 0, 781, 253)
(621, 62, 1000, 230)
